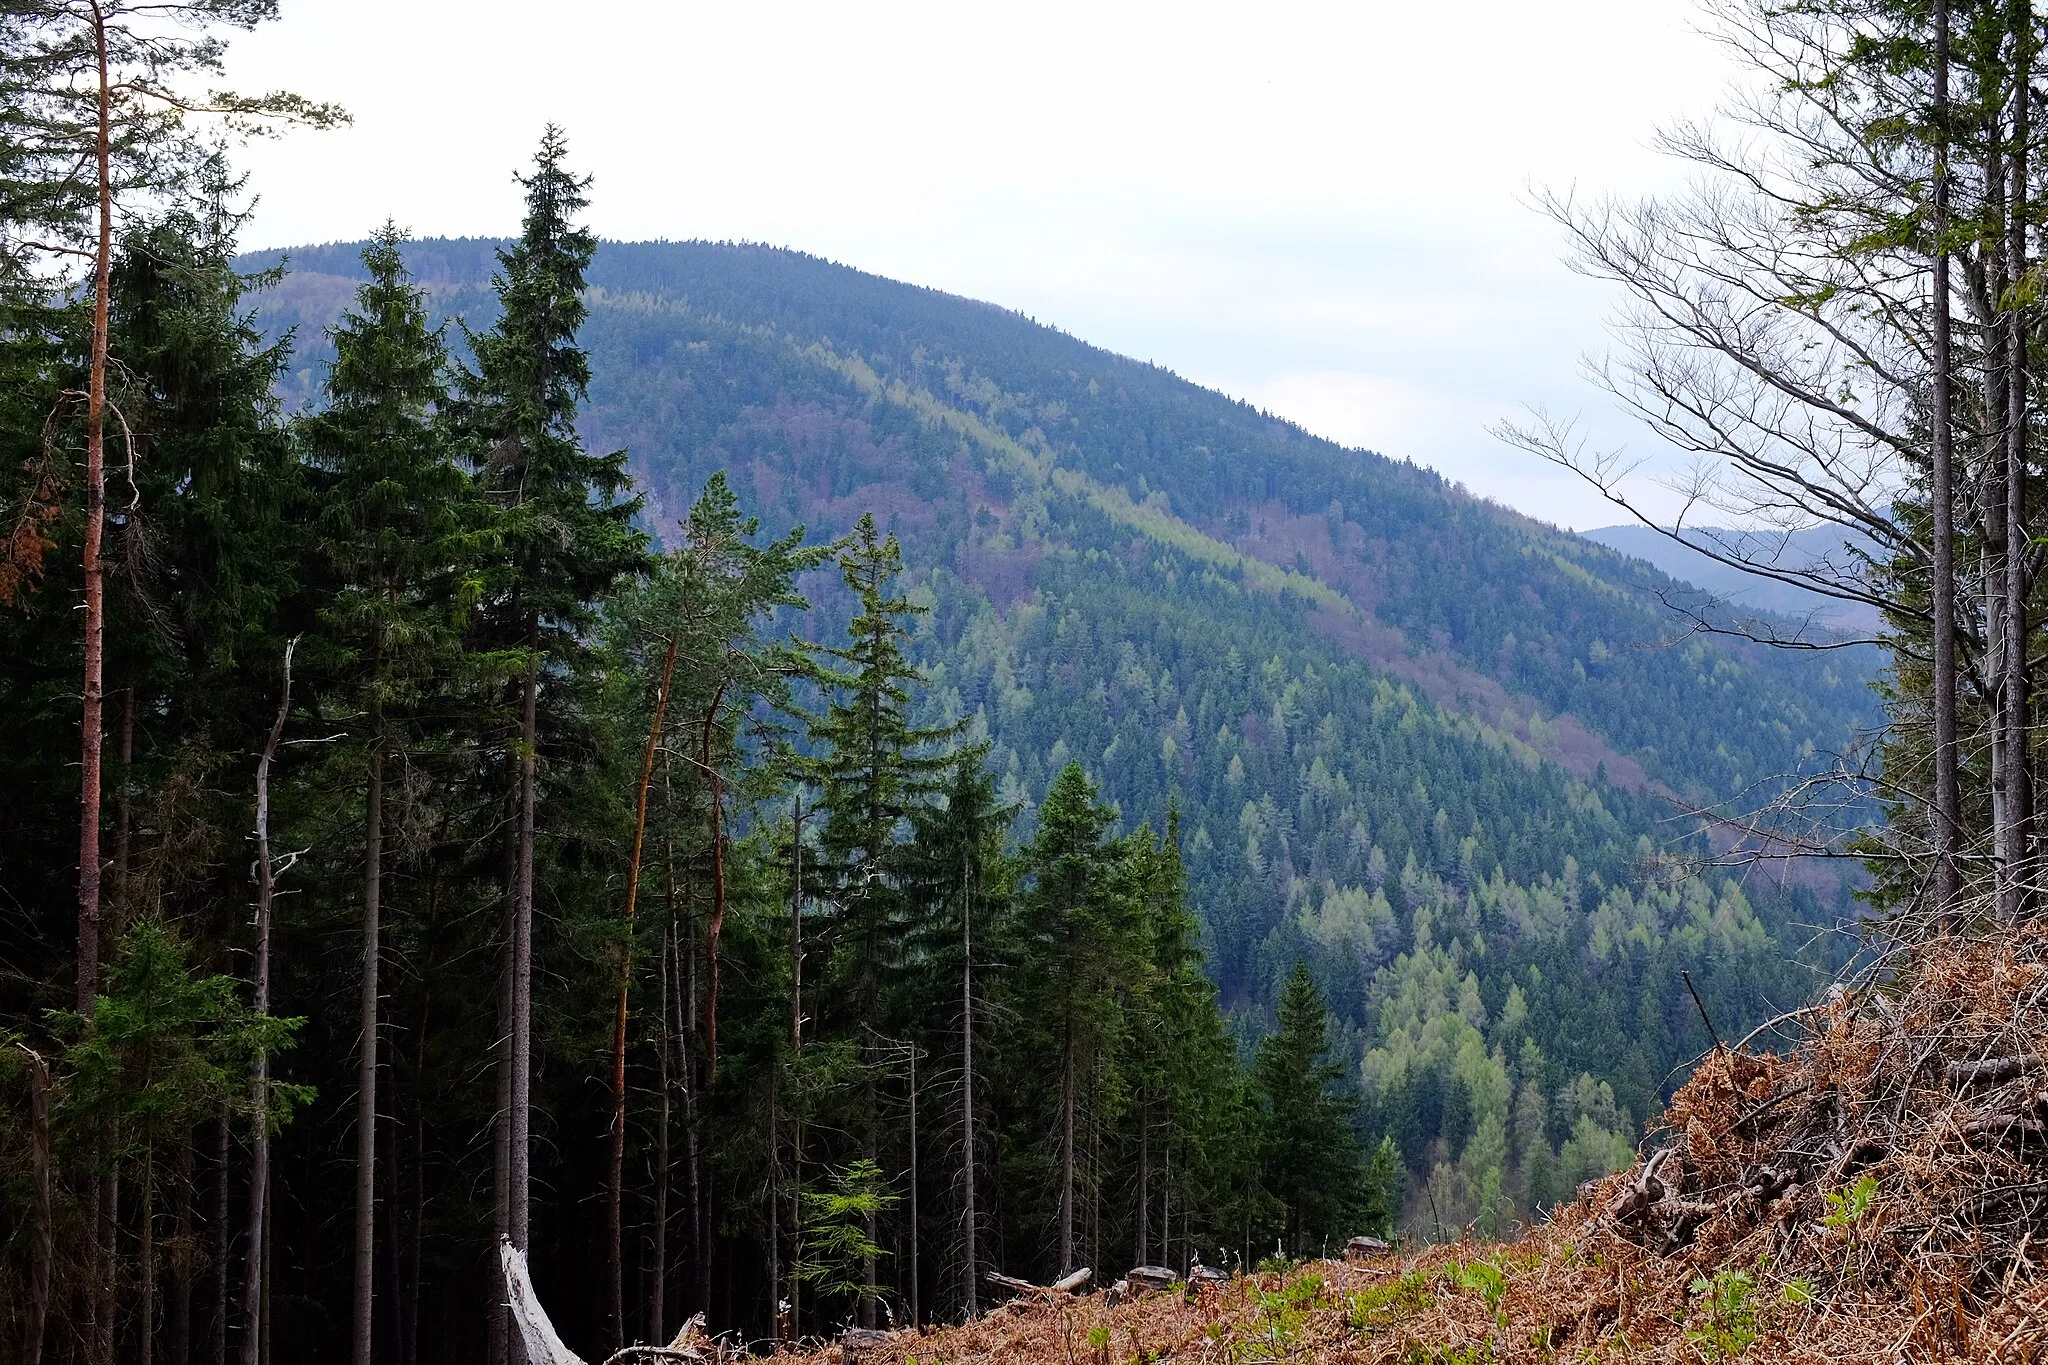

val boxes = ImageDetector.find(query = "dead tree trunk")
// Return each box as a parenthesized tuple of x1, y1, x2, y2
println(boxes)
(243, 638, 295, 1365)
(2002, 16, 2033, 918)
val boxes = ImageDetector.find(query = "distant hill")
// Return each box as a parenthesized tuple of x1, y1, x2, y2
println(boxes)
(1583, 522, 1883, 634)
(244, 237, 1876, 1121)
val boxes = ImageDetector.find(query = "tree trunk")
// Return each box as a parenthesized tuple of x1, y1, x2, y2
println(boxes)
(98, 1168, 117, 1365)
(784, 796, 802, 1338)
(1986, 138, 2013, 875)
(243, 639, 294, 1365)
(652, 915, 671, 1346)
(767, 1077, 780, 1338)
(18, 1046, 51, 1365)
(609, 632, 679, 1353)
(700, 694, 728, 1085)
(499, 643, 538, 1365)
(355, 710, 383, 1365)
(676, 903, 705, 1316)
(490, 811, 514, 1365)
(77, 0, 114, 1017)
(2003, 15, 2032, 919)
(172, 1139, 193, 1365)
(959, 856, 977, 1319)
(1136, 1104, 1149, 1268)
(211, 1115, 228, 1365)
(1059, 1020, 1076, 1275)
(513, 652, 537, 1254)
(141, 1148, 156, 1365)
(113, 686, 133, 934)
(1932, 0, 1964, 913)
(907, 1048, 918, 1328)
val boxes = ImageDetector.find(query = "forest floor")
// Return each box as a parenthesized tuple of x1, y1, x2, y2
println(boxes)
(756, 925, 2048, 1364)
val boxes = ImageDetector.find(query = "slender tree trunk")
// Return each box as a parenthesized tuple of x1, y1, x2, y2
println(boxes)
(380, 1105, 402, 1365)
(490, 810, 514, 1365)
(141, 1149, 156, 1365)
(1088, 1077, 1100, 1273)
(513, 650, 537, 1257)
(676, 902, 705, 1315)
(959, 857, 977, 1319)
(243, 640, 294, 1365)
(1988, 138, 2014, 873)
(259, 1166, 272, 1365)
(18, 1046, 51, 1365)
(1933, 0, 1965, 913)
(2003, 15, 2033, 918)
(609, 632, 679, 1353)
(767, 1077, 780, 1338)
(1136, 1105, 1149, 1268)
(907, 1048, 919, 1329)
(172, 1139, 193, 1365)
(700, 694, 728, 1084)
(1059, 1021, 1075, 1275)
(355, 708, 383, 1365)
(785, 795, 802, 1338)
(98, 1168, 117, 1365)
(652, 917, 671, 1346)
(77, 0, 113, 1017)
(211, 1115, 228, 1365)
(496, 643, 538, 1364)
(113, 687, 133, 934)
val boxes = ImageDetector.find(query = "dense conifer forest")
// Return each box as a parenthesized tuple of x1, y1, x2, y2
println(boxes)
(0, 4, 1925, 1364)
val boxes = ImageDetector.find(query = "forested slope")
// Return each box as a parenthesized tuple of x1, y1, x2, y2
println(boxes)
(245, 236, 1874, 1233)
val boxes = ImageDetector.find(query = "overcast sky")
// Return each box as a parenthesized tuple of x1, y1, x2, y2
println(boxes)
(224, 0, 1742, 530)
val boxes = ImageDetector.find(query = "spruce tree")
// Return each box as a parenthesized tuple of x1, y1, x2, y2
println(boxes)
(1254, 962, 1363, 1255)
(1016, 761, 1143, 1276)
(302, 223, 471, 1365)
(905, 747, 1012, 1316)
(450, 127, 647, 1339)
(810, 512, 956, 1322)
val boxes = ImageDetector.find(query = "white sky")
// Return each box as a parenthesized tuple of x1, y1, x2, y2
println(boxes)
(224, 0, 1741, 530)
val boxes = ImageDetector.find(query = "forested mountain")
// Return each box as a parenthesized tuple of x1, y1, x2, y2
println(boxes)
(244, 238, 1878, 1218)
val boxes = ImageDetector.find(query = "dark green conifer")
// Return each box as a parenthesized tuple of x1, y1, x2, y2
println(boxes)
(1254, 961, 1365, 1255)
(302, 222, 472, 1365)
(448, 126, 648, 1303)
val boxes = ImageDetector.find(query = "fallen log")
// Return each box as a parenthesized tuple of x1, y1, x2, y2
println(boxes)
(987, 1267, 1092, 1296)
(1947, 1055, 2044, 1086)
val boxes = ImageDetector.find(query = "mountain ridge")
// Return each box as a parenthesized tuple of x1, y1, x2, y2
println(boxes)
(243, 237, 1876, 800)
(243, 238, 1872, 1070)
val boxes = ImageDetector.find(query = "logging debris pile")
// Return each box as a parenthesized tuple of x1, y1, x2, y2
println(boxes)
(763, 928, 2048, 1362)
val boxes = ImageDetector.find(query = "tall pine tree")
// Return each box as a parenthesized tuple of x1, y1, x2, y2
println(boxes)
(450, 126, 646, 1361)
(302, 223, 473, 1365)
